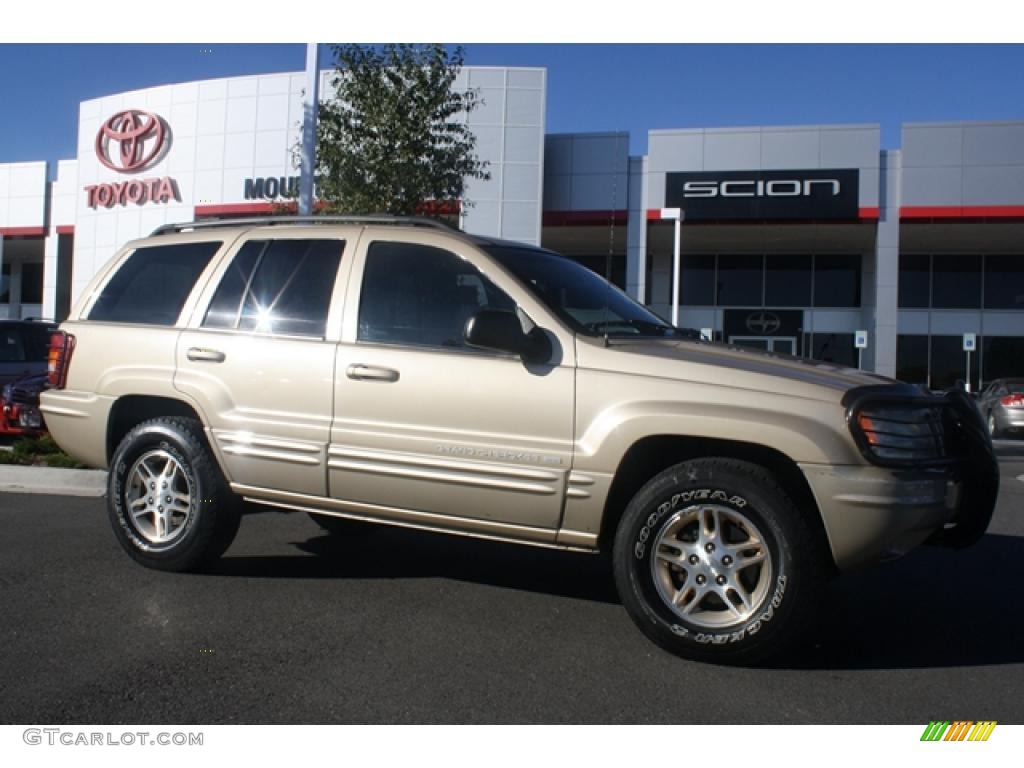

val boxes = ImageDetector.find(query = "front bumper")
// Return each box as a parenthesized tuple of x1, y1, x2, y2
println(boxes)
(802, 388, 999, 571)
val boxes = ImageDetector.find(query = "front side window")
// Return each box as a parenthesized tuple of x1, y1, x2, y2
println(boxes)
(89, 241, 222, 325)
(203, 239, 344, 337)
(358, 241, 515, 349)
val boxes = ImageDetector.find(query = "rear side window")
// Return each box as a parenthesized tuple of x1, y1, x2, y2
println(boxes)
(203, 239, 344, 337)
(89, 242, 221, 325)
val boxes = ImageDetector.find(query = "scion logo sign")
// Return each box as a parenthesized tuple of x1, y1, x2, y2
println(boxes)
(85, 109, 180, 210)
(665, 169, 859, 221)
(745, 311, 782, 335)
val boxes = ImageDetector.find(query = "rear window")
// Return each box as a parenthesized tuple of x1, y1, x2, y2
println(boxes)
(88, 242, 221, 325)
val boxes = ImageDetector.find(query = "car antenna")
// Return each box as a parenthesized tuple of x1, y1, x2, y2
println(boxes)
(602, 132, 624, 347)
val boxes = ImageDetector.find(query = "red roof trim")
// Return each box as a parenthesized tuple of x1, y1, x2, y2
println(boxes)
(0, 226, 46, 237)
(544, 209, 628, 227)
(56, 225, 75, 235)
(195, 203, 276, 217)
(901, 205, 1024, 221)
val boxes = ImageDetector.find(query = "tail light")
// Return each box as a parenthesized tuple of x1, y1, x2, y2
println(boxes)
(47, 331, 76, 389)
(1000, 395, 1024, 408)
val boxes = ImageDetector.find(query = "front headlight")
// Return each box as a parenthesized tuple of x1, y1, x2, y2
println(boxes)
(853, 406, 945, 463)
(843, 384, 955, 468)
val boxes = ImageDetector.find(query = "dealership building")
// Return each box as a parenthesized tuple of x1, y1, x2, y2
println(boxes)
(1, 65, 1022, 390)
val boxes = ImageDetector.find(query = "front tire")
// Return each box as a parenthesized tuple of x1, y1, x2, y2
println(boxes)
(612, 458, 826, 665)
(108, 417, 241, 572)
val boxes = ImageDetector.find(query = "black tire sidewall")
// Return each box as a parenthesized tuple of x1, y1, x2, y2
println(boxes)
(108, 419, 223, 570)
(614, 460, 806, 663)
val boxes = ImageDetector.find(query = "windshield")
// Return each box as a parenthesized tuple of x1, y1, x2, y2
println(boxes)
(485, 245, 693, 339)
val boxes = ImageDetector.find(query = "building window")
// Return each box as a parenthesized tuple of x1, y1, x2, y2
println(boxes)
(680, 253, 716, 306)
(765, 254, 812, 307)
(983, 254, 1024, 310)
(21, 263, 44, 305)
(982, 336, 1024, 382)
(808, 332, 856, 367)
(896, 334, 929, 385)
(932, 254, 982, 309)
(813, 254, 861, 308)
(930, 334, 979, 392)
(898, 254, 930, 308)
(716, 254, 763, 306)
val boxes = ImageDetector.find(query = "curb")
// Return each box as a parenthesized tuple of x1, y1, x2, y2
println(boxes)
(0, 465, 107, 497)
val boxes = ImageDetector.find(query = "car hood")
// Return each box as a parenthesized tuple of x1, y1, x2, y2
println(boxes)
(578, 337, 892, 403)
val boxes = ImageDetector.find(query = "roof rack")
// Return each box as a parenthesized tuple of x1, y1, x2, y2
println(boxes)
(150, 215, 457, 237)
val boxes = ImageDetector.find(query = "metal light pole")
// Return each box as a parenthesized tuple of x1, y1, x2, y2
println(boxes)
(661, 208, 683, 326)
(298, 43, 320, 216)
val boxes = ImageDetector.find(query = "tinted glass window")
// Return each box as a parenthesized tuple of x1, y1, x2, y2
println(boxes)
(982, 337, 1024, 383)
(983, 254, 1024, 309)
(813, 254, 861, 308)
(765, 254, 812, 307)
(680, 254, 716, 306)
(89, 242, 221, 325)
(0, 327, 26, 363)
(204, 239, 344, 337)
(359, 242, 515, 349)
(21, 263, 44, 304)
(931, 334, 978, 391)
(898, 254, 930, 308)
(568, 254, 626, 290)
(809, 333, 855, 367)
(716, 254, 763, 306)
(486, 245, 681, 338)
(896, 335, 929, 385)
(932, 254, 981, 309)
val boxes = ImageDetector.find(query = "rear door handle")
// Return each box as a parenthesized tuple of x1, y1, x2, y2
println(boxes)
(187, 348, 226, 363)
(346, 364, 400, 383)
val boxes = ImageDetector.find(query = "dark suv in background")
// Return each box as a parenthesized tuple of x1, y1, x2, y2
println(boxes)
(0, 319, 55, 436)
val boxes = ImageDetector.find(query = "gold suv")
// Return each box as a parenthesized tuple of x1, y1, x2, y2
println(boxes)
(41, 216, 998, 664)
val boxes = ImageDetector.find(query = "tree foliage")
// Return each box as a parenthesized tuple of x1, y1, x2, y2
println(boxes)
(314, 44, 489, 216)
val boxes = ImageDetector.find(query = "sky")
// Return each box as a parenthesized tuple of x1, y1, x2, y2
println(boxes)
(1, 43, 1023, 170)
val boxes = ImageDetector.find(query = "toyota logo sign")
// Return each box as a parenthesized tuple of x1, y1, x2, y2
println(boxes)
(95, 109, 169, 173)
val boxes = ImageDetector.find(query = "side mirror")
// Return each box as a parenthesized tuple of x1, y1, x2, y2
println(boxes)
(464, 310, 551, 364)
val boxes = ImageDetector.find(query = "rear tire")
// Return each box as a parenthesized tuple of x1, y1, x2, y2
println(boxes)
(108, 417, 241, 572)
(613, 458, 826, 665)
(987, 412, 1002, 439)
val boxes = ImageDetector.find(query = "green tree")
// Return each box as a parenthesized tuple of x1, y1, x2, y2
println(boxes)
(314, 44, 490, 216)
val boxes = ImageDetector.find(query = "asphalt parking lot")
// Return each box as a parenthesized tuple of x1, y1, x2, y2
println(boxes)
(1, 445, 1023, 724)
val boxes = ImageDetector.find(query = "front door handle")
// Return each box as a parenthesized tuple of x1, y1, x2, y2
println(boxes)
(346, 364, 400, 383)
(187, 348, 226, 363)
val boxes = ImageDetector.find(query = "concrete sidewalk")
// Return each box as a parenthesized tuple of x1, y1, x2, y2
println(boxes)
(0, 465, 106, 497)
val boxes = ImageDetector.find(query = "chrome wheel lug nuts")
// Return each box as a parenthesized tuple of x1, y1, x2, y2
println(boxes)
(688, 555, 699, 565)
(705, 543, 715, 553)
(716, 575, 727, 586)
(722, 556, 733, 566)
(695, 575, 707, 585)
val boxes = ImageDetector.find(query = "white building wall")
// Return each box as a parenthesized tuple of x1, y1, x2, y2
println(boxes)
(0, 161, 47, 230)
(70, 67, 546, 306)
